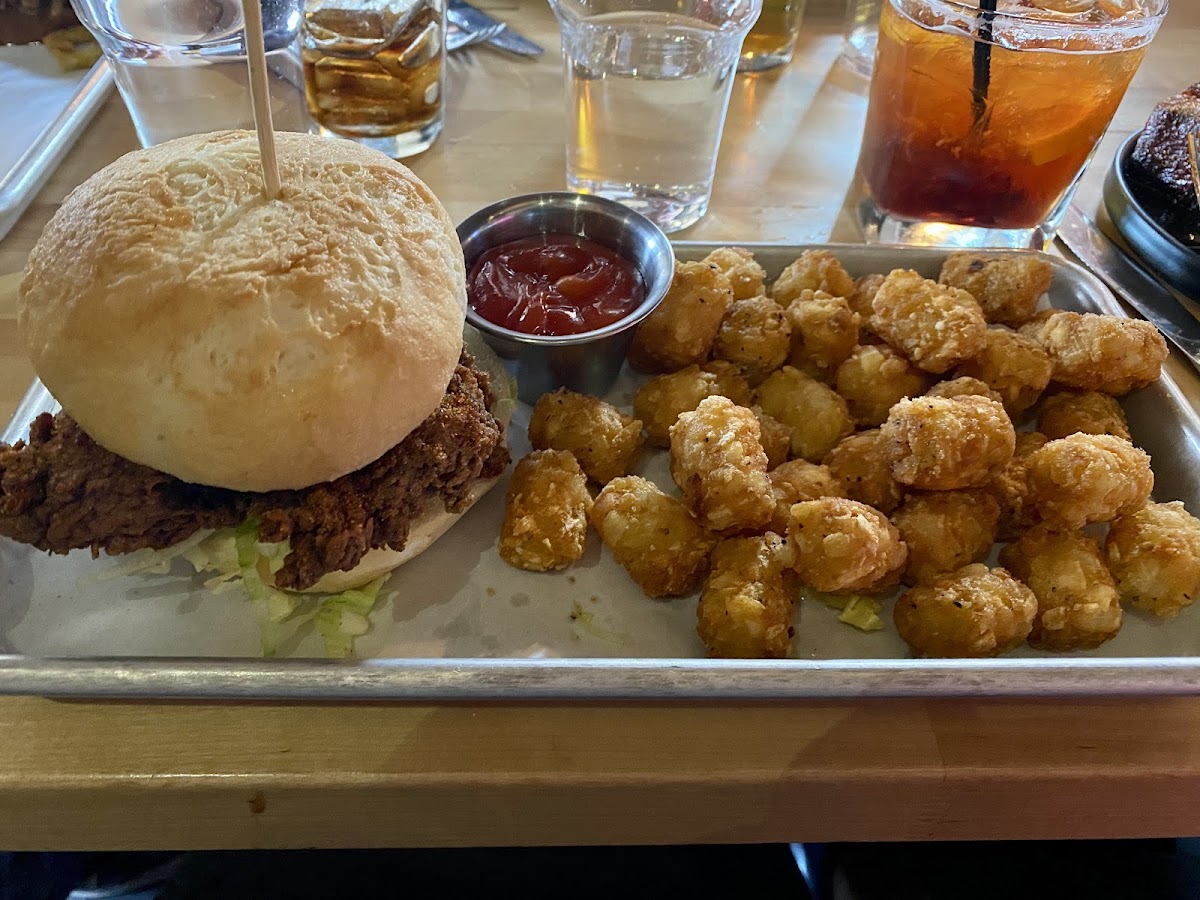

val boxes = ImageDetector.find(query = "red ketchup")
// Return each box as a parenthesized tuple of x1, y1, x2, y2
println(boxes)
(468, 234, 646, 336)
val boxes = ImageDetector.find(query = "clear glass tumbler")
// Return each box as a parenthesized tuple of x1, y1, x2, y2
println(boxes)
(739, 0, 807, 72)
(855, 0, 1168, 250)
(69, 0, 309, 147)
(301, 0, 446, 158)
(549, 0, 762, 233)
(840, 0, 881, 77)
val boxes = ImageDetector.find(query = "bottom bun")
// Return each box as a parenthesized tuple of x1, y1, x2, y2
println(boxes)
(275, 473, 502, 595)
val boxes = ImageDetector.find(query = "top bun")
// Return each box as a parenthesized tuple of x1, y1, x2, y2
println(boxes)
(18, 131, 466, 492)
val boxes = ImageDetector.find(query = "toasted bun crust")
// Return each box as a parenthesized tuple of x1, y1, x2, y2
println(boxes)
(281, 474, 502, 594)
(18, 130, 466, 492)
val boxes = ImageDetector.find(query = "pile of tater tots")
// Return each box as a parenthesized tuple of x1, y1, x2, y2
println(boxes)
(497, 246, 1200, 660)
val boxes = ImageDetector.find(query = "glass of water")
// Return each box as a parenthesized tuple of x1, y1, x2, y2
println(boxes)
(69, 0, 309, 147)
(549, 0, 762, 233)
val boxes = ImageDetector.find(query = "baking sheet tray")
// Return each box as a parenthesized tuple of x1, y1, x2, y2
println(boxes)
(3, 242, 1200, 699)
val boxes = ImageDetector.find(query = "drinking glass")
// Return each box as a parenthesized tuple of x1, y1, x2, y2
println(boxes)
(549, 0, 762, 233)
(840, 0, 881, 77)
(69, 0, 309, 147)
(739, 0, 807, 72)
(855, 0, 1168, 250)
(301, 0, 446, 158)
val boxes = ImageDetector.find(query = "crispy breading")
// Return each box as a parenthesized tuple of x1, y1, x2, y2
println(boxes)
(713, 295, 792, 384)
(756, 366, 854, 462)
(987, 430, 1049, 542)
(1037, 390, 1131, 441)
(849, 273, 886, 319)
(1027, 311, 1168, 396)
(938, 252, 1053, 327)
(669, 396, 775, 534)
(754, 407, 792, 470)
(702, 246, 767, 300)
(926, 376, 1003, 404)
(788, 497, 907, 594)
(869, 269, 988, 374)
(891, 490, 1001, 585)
(823, 429, 906, 515)
(770, 249, 857, 305)
(499, 450, 591, 572)
(632, 361, 752, 448)
(999, 524, 1122, 651)
(528, 388, 643, 485)
(894, 564, 1037, 658)
(882, 395, 1016, 491)
(589, 476, 718, 598)
(628, 261, 733, 373)
(1027, 434, 1153, 529)
(697, 533, 797, 659)
(765, 459, 844, 533)
(835, 344, 933, 427)
(956, 326, 1053, 417)
(1105, 501, 1200, 619)
(784, 290, 861, 379)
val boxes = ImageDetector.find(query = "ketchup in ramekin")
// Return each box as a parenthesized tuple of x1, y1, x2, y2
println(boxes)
(467, 234, 646, 336)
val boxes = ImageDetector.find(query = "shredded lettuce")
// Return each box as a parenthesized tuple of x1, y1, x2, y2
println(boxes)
(801, 588, 886, 633)
(314, 578, 387, 658)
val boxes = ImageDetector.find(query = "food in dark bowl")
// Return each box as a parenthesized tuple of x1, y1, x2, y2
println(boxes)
(1126, 82, 1200, 250)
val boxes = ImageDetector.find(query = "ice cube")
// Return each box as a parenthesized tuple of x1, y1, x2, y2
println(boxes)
(303, 0, 426, 55)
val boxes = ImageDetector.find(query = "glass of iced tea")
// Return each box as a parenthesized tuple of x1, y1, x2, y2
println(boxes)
(738, 0, 807, 71)
(302, 0, 445, 158)
(855, 0, 1167, 249)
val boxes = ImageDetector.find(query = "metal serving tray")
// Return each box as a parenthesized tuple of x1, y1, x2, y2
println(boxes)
(3, 242, 1200, 700)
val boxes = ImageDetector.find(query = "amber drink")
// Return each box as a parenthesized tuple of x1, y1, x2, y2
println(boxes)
(303, 0, 445, 158)
(856, 0, 1166, 249)
(738, 0, 806, 71)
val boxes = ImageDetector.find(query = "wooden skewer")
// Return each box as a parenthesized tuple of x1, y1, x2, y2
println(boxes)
(241, 0, 281, 199)
(1188, 133, 1200, 208)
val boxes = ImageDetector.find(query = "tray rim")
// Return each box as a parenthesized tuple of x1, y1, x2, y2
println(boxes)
(4, 240, 1200, 700)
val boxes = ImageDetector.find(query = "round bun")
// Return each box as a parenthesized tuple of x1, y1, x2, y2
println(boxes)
(18, 130, 466, 492)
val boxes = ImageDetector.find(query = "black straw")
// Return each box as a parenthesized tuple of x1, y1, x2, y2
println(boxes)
(971, 0, 998, 129)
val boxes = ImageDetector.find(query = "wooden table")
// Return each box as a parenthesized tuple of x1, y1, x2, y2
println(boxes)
(2, 2, 1199, 851)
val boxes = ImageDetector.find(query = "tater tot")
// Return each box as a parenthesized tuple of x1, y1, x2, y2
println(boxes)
(702, 246, 767, 300)
(894, 564, 1037, 658)
(956, 326, 1053, 417)
(754, 407, 792, 470)
(882, 395, 1016, 491)
(712, 295, 792, 384)
(870, 269, 988, 374)
(891, 490, 1001, 585)
(824, 429, 906, 514)
(628, 261, 733, 373)
(589, 476, 718, 598)
(669, 396, 775, 533)
(987, 430, 1049, 542)
(788, 498, 908, 594)
(1029, 311, 1168, 396)
(696, 533, 797, 659)
(756, 366, 854, 462)
(834, 344, 933, 427)
(766, 459, 844, 533)
(499, 450, 591, 572)
(770, 249, 857, 305)
(926, 376, 1003, 404)
(1037, 390, 1130, 441)
(632, 361, 752, 448)
(785, 290, 861, 378)
(938, 252, 1053, 327)
(849, 273, 885, 319)
(999, 524, 1122, 651)
(1027, 434, 1153, 529)
(1105, 501, 1200, 619)
(528, 388, 644, 485)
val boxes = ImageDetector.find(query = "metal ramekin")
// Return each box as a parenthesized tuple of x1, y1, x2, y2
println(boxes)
(457, 192, 675, 404)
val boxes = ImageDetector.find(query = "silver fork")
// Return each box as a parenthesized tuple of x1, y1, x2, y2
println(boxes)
(447, 20, 505, 52)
